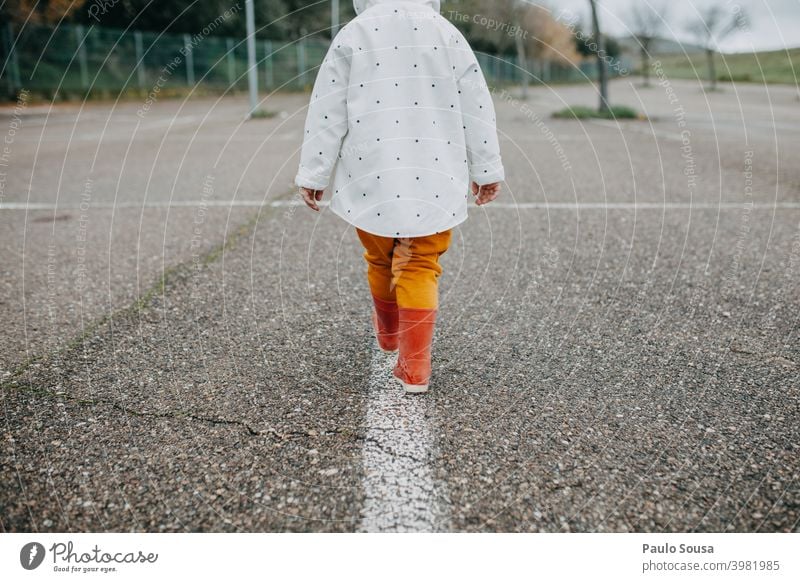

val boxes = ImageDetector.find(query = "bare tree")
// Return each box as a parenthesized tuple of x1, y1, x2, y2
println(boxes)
(588, 0, 609, 113)
(630, 1, 669, 87)
(522, 3, 581, 82)
(2, 0, 87, 25)
(513, 4, 530, 100)
(463, 0, 580, 95)
(685, 3, 748, 90)
(477, 0, 530, 99)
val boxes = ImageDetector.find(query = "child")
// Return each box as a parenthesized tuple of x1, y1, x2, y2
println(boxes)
(296, 0, 504, 393)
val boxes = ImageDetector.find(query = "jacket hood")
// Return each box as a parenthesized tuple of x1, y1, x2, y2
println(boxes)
(353, 0, 441, 16)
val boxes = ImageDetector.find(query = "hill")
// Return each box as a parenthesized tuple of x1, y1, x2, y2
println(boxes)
(617, 35, 704, 56)
(649, 47, 800, 85)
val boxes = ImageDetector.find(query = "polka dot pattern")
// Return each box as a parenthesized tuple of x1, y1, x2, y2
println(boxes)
(295, 0, 504, 238)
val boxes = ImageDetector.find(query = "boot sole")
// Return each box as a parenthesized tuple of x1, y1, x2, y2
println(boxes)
(402, 382, 429, 394)
(391, 372, 429, 393)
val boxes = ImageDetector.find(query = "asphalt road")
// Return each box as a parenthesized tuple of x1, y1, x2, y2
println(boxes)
(1, 77, 798, 532)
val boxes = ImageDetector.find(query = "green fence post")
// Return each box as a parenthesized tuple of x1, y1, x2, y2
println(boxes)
(134, 30, 146, 88)
(263, 40, 273, 89)
(0, 25, 8, 94)
(3, 23, 21, 93)
(297, 39, 306, 89)
(183, 33, 195, 86)
(226, 38, 235, 87)
(75, 24, 89, 90)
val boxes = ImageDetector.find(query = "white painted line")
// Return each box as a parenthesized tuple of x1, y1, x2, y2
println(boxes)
(488, 201, 800, 210)
(588, 119, 696, 142)
(358, 345, 451, 533)
(500, 134, 589, 142)
(65, 115, 208, 141)
(0, 200, 287, 209)
(2, 200, 798, 211)
(138, 114, 205, 131)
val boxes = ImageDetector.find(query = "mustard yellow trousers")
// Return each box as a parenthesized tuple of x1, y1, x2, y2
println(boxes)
(356, 228, 452, 310)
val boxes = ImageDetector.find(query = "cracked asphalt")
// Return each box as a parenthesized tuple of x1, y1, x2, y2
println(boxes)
(1, 78, 798, 532)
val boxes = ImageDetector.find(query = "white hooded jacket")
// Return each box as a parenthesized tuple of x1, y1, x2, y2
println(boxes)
(295, 0, 504, 237)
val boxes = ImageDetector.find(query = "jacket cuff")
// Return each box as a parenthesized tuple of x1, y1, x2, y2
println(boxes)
(470, 159, 505, 185)
(295, 168, 329, 191)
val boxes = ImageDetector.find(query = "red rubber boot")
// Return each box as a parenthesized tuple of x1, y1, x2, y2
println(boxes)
(371, 295, 398, 352)
(393, 308, 436, 393)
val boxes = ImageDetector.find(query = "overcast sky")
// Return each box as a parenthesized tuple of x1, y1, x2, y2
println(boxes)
(548, 0, 800, 52)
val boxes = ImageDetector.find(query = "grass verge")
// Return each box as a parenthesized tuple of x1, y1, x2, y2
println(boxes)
(249, 108, 278, 119)
(552, 105, 643, 120)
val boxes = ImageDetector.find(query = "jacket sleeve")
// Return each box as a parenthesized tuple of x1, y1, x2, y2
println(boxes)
(295, 30, 352, 190)
(449, 31, 505, 185)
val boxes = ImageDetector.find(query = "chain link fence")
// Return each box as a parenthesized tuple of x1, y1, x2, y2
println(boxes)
(1, 22, 610, 99)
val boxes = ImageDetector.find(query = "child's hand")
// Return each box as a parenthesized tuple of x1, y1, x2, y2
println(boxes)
(300, 187, 324, 211)
(472, 181, 501, 206)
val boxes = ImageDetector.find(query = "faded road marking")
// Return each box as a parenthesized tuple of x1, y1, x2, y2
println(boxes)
(3, 201, 799, 211)
(358, 346, 451, 533)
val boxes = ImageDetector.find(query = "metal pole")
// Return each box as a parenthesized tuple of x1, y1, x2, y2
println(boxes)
(226, 38, 235, 87)
(183, 33, 195, 86)
(297, 39, 306, 89)
(134, 30, 146, 89)
(514, 33, 528, 100)
(589, 0, 610, 113)
(245, 0, 258, 116)
(263, 40, 273, 89)
(75, 25, 89, 89)
(331, 0, 339, 38)
(3, 22, 21, 93)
